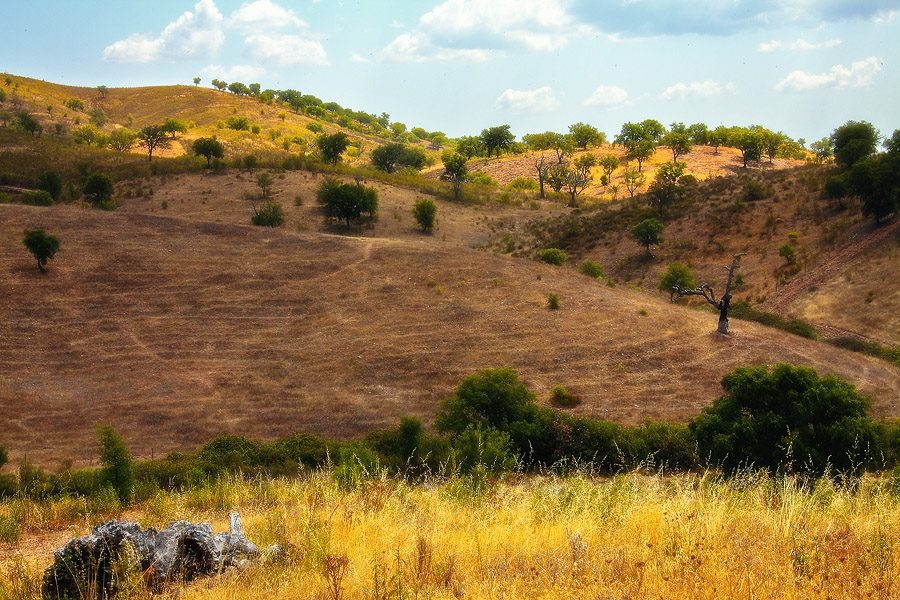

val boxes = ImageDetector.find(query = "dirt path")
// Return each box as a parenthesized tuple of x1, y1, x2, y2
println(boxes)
(762, 217, 899, 338)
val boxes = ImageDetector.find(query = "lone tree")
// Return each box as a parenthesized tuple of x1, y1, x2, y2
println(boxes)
(672, 253, 745, 334)
(95, 424, 134, 503)
(316, 132, 350, 165)
(442, 152, 468, 201)
(22, 229, 60, 273)
(630, 218, 664, 254)
(412, 198, 437, 232)
(371, 143, 427, 173)
(83, 173, 114, 206)
(137, 125, 171, 161)
(192, 136, 224, 166)
(317, 177, 378, 228)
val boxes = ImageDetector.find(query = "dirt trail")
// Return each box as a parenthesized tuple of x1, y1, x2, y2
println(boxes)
(762, 217, 899, 338)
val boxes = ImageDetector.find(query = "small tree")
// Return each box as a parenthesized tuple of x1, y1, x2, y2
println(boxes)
(256, 172, 274, 198)
(251, 201, 285, 227)
(672, 253, 745, 334)
(623, 170, 645, 198)
(22, 229, 60, 273)
(317, 177, 378, 228)
(442, 152, 468, 201)
(779, 244, 796, 265)
(435, 368, 538, 438)
(95, 424, 134, 503)
(37, 171, 62, 202)
(192, 136, 225, 166)
(412, 198, 437, 232)
(107, 128, 137, 152)
(161, 117, 188, 139)
(568, 122, 605, 149)
(317, 132, 350, 165)
(630, 218, 664, 254)
(659, 262, 695, 301)
(480, 125, 515, 159)
(193, 77, 201, 87)
(137, 125, 171, 161)
(538, 248, 567, 266)
(599, 154, 619, 182)
(83, 173, 114, 206)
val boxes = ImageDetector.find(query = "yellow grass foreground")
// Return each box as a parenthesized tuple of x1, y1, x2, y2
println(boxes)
(3, 471, 900, 599)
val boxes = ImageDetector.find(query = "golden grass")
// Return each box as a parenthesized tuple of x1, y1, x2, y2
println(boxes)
(3, 472, 900, 599)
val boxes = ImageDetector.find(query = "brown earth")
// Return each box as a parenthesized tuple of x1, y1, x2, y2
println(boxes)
(3, 183, 900, 470)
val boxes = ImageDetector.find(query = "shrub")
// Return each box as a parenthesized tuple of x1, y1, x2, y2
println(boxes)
(243, 154, 259, 169)
(469, 171, 497, 186)
(507, 177, 539, 191)
(250, 124, 261, 134)
(743, 180, 767, 201)
(22, 229, 60, 273)
(197, 434, 263, 475)
(0, 192, 9, 204)
(659, 262, 696, 299)
(333, 444, 383, 490)
(578, 259, 604, 278)
(83, 173, 114, 206)
(689, 363, 876, 476)
(37, 171, 63, 201)
(412, 198, 437, 231)
(547, 293, 560, 310)
(95, 424, 134, 503)
(226, 115, 250, 130)
(435, 368, 539, 439)
(779, 244, 796, 265)
(451, 424, 517, 475)
(251, 201, 285, 227)
(551, 385, 580, 408)
(538, 248, 567, 266)
(306, 122, 324, 133)
(21, 190, 54, 206)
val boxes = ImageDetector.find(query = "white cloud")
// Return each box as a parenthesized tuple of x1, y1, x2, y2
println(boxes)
(380, 32, 488, 63)
(228, 0, 306, 30)
(583, 85, 630, 108)
(789, 38, 842, 51)
(659, 80, 733, 100)
(103, 0, 224, 63)
(758, 40, 782, 52)
(349, 53, 370, 63)
(201, 63, 267, 81)
(494, 87, 560, 112)
(381, 0, 581, 62)
(775, 56, 883, 91)
(244, 33, 329, 66)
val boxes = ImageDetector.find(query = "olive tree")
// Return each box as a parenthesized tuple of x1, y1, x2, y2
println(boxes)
(137, 125, 171, 161)
(192, 136, 225, 166)
(22, 229, 61, 273)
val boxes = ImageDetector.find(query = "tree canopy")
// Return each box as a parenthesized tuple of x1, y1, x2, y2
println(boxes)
(22, 229, 60, 273)
(371, 143, 427, 173)
(192, 136, 225, 166)
(316, 132, 350, 165)
(317, 177, 378, 228)
(831, 120, 879, 169)
(630, 218, 664, 252)
(137, 125, 171, 161)
(480, 125, 515, 159)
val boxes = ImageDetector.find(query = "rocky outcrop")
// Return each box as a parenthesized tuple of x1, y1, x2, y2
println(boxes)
(42, 512, 280, 599)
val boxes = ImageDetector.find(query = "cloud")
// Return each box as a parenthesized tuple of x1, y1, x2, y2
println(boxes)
(381, 0, 581, 62)
(103, 0, 224, 62)
(569, 0, 900, 37)
(494, 87, 560, 112)
(659, 80, 735, 100)
(758, 40, 782, 52)
(583, 85, 630, 108)
(775, 56, 883, 91)
(349, 53, 370, 63)
(244, 33, 329, 65)
(201, 63, 267, 81)
(380, 32, 488, 63)
(228, 0, 306, 30)
(760, 38, 842, 52)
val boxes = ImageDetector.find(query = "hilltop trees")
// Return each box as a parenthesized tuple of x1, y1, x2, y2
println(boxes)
(480, 125, 514, 159)
(192, 136, 225, 166)
(22, 229, 60, 273)
(661, 123, 692, 162)
(568, 122, 605, 149)
(831, 120, 878, 169)
(730, 126, 765, 167)
(137, 125, 171, 161)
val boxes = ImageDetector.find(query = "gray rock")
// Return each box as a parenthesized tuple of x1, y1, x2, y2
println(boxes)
(42, 512, 271, 599)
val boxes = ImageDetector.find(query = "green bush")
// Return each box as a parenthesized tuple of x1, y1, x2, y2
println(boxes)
(333, 444, 384, 490)
(95, 424, 134, 503)
(251, 201, 285, 227)
(689, 363, 876, 476)
(659, 262, 696, 299)
(743, 180, 767, 201)
(196, 434, 263, 475)
(779, 244, 796, 265)
(435, 368, 539, 438)
(412, 198, 437, 231)
(578, 259, 604, 278)
(306, 122, 324, 133)
(21, 190, 54, 206)
(37, 171, 63, 202)
(451, 424, 517, 475)
(507, 177, 539, 191)
(547, 293, 560, 310)
(728, 301, 818, 339)
(226, 115, 250, 131)
(468, 171, 497, 186)
(538, 248, 567, 266)
(551, 385, 580, 408)
(0, 192, 9, 204)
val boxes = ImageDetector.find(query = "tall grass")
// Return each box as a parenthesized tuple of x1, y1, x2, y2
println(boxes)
(3, 470, 900, 599)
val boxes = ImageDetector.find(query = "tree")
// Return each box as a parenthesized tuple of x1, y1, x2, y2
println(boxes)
(226, 115, 250, 130)
(316, 132, 350, 165)
(89, 107, 108, 127)
(480, 125, 515, 159)
(672, 253, 744, 334)
(847, 154, 899, 225)
(192, 136, 225, 166)
(561, 154, 595, 206)
(161, 117, 188, 139)
(107, 128, 137, 152)
(371, 143, 426, 173)
(627, 139, 655, 171)
(249, 83, 261, 97)
(622, 169, 645, 198)
(96, 85, 108, 98)
(251, 201, 285, 227)
(15, 110, 41, 137)
(648, 161, 687, 219)
(412, 198, 437, 232)
(455, 135, 483, 159)
(831, 120, 879, 169)
(568, 122, 605, 149)
(659, 262, 695, 301)
(730, 127, 765, 167)
(661, 129, 692, 162)
(73, 124, 106, 147)
(442, 152, 468, 201)
(256, 172, 274, 198)
(211, 79, 227, 91)
(22, 229, 60, 273)
(95, 424, 134, 503)
(83, 173, 114, 206)
(37, 171, 62, 202)
(523, 132, 556, 198)
(599, 154, 619, 182)
(707, 126, 729, 154)
(317, 177, 379, 228)
(65, 97, 84, 111)
(809, 137, 833, 163)
(435, 368, 538, 438)
(193, 77, 201, 86)
(137, 125, 171, 161)
(687, 123, 708, 145)
(630, 218, 664, 254)
(689, 364, 876, 476)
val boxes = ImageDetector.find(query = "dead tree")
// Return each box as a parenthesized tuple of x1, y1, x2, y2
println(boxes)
(672, 253, 745, 334)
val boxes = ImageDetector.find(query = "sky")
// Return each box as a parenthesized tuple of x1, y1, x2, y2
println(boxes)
(3, 0, 899, 144)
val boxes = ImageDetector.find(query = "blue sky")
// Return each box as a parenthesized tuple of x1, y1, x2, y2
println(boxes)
(3, 0, 899, 144)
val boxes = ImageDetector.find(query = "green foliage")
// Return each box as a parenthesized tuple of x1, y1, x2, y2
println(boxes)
(95, 424, 134, 503)
(568, 122, 605, 149)
(136, 124, 171, 161)
(72, 124, 106, 147)
(64, 97, 84, 112)
(333, 444, 383, 490)
(578, 259, 604, 278)
(551, 385, 580, 408)
(435, 368, 538, 438)
(441, 152, 469, 201)
(630, 218, 664, 251)
(828, 338, 900, 369)
(306, 121, 324, 133)
(226, 115, 251, 131)
(742, 180, 767, 201)
(547, 293, 560, 310)
(507, 177, 539, 191)
(197, 434, 263, 475)
(728, 301, 818, 339)
(689, 364, 876, 476)
(88, 107, 107, 127)
(846, 153, 900, 225)
(371, 143, 427, 173)
(659, 262, 695, 298)
(538, 248, 567, 266)
(21, 190, 54, 206)
(831, 120, 879, 169)
(779, 244, 796, 265)
(83, 173, 114, 206)
(22, 228, 60, 272)
(192, 136, 225, 166)
(317, 176, 378, 228)
(316, 132, 350, 165)
(256, 172, 274, 198)
(412, 197, 437, 232)
(451, 425, 517, 475)
(107, 128, 137, 152)
(0, 443, 7, 470)
(14, 110, 42, 137)
(251, 200, 285, 227)
(480, 124, 515, 159)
